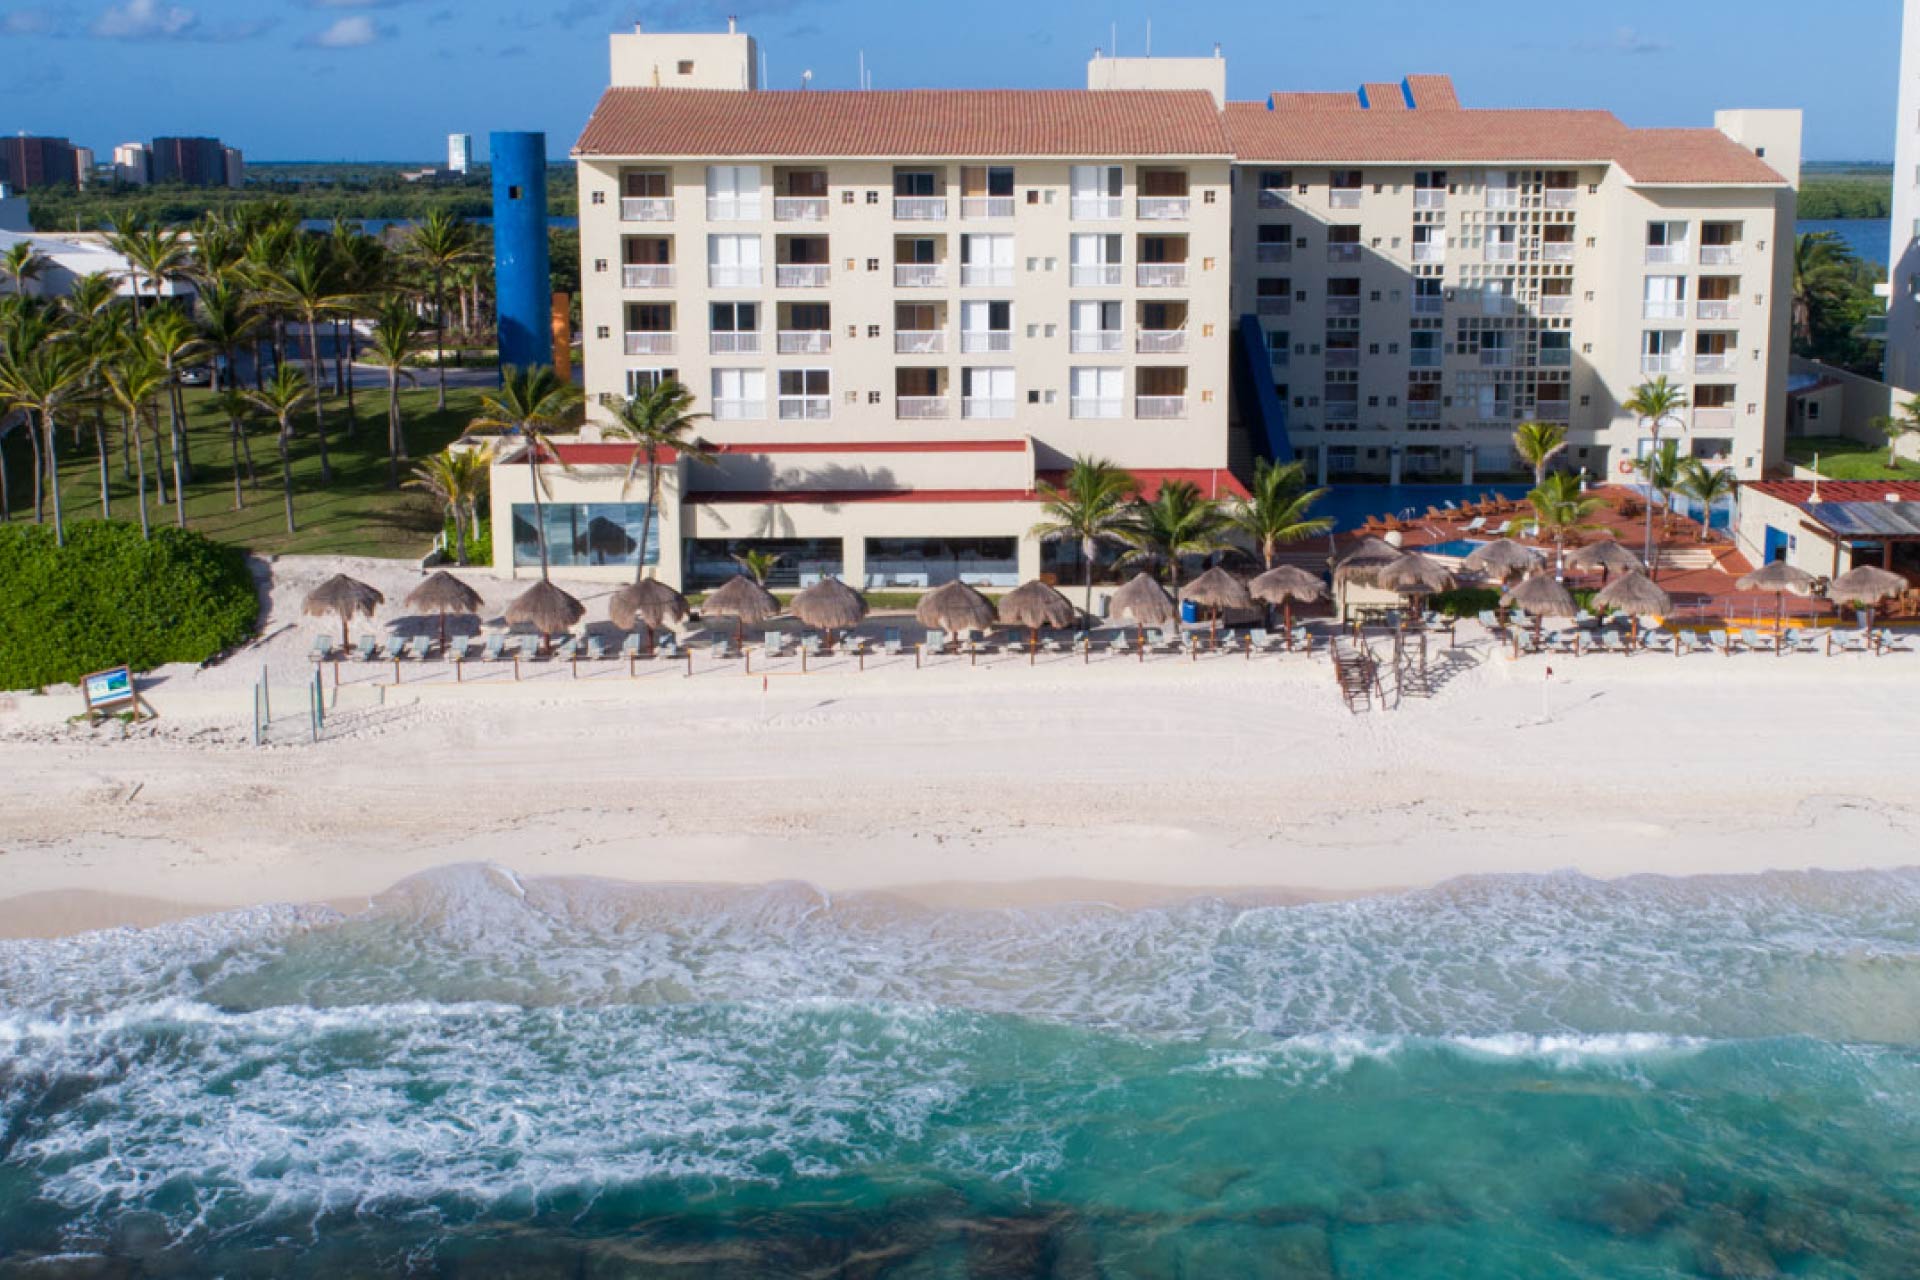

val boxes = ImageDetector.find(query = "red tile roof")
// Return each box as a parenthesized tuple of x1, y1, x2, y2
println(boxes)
(1402, 75, 1460, 110)
(575, 88, 1233, 158)
(1360, 83, 1409, 112)
(1749, 481, 1920, 508)
(686, 488, 1038, 506)
(1266, 92, 1361, 112)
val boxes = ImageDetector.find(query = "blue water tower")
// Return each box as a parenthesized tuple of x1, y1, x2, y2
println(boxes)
(490, 131, 552, 375)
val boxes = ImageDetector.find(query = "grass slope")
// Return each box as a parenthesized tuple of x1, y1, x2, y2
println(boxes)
(1785, 435, 1920, 481)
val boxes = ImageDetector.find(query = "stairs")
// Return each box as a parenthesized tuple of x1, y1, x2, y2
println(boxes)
(1331, 638, 1381, 712)
(1655, 547, 1721, 573)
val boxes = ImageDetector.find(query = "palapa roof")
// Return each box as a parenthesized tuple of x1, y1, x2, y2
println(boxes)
(1565, 540, 1643, 574)
(702, 574, 780, 623)
(609, 578, 689, 631)
(506, 580, 586, 636)
(1109, 572, 1178, 627)
(1250, 565, 1327, 604)
(404, 571, 484, 617)
(1592, 570, 1673, 616)
(998, 580, 1077, 631)
(1179, 566, 1252, 610)
(1333, 536, 1404, 586)
(1502, 573, 1577, 617)
(915, 580, 998, 633)
(789, 577, 869, 630)
(1827, 565, 1909, 605)
(1462, 538, 1540, 582)
(1736, 561, 1817, 595)
(303, 574, 384, 622)
(1373, 552, 1456, 596)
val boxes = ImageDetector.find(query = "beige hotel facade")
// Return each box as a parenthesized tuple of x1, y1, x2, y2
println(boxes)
(490, 22, 1800, 589)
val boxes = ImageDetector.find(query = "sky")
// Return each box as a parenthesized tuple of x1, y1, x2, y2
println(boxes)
(0, 0, 1901, 163)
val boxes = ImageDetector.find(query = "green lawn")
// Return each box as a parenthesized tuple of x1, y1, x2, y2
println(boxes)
(4, 384, 490, 560)
(1783, 435, 1920, 482)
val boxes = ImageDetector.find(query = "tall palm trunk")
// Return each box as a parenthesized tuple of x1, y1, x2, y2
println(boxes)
(94, 419, 111, 518)
(26, 417, 43, 523)
(303, 317, 332, 484)
(433, 272, 448, 411)
(530, 459, 551, 582)
(229, 412, 245, 510)
(120, 409, 132, 479)
(169, 412, 187, 529)
(132, 415, 150, 540)
(0, 426, 12, 522)
(385, 367, 402, 488)
(450, 505, 468, 566)
(342, 321, 358, 421)
(42, 412, 64, 547)
(166, 377, 192, 485)
(1081, 534, 1097, 622)
(633, 449, 661, 585)
(277, 426, 297, 533)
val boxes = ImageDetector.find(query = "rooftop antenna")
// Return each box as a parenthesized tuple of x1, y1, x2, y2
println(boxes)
(800, 68, 813, 90)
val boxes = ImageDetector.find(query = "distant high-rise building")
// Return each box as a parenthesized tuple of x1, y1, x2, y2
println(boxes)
(72, 147, 95, 188)
(150, 136, 228, 187)
(0, 135, 80, 190)
(449, 133, 474, 175)
(113, 143, 151, 186)
(222, 146, 245, 189)
(1890, 0, 1920, 388)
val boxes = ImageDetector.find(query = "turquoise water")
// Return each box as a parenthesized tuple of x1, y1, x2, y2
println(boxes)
(1316, 484, 1534, 532)
(4, 865, 1920, 1276)
(1423, 539, 1485, 559)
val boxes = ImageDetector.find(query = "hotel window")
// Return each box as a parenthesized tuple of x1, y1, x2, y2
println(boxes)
(961, 234, 1015, 287)
(778, 368, 832, 419)
(512, 503, 658, 570)
(711, 367, 766, 420)
(707, 234, 763, 287)
(706, 164, 761, 220)
(1070, 164, 1124, 218)
(1071, 366, 1123, 419)
(1485, 169, 1518, 208)
(961, 366, 1016, 419)
(625, 368, 678, 397)
(1070, 233, 1123, 285)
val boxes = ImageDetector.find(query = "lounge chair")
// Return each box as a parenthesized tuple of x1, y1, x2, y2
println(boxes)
(1462, 517, 1487, 535)
(406, 636, 432, 661)
(1487, 520, 1514, 538)
(882, 627, 904, 657)
(1681, 630, 1715, 656)
(620, 633, 642, 660)
(803, 633, 825, 657)
(1877, 629, 1915, 654)
(517, 635, 544, 661)
(446, 636, 474, 663)
(553, 635, 579, 662)
(924, 629, 948, 655)
(843, 634, 869, 658)
(1707, 629, 1738, 655)
(1477, 610, 1504, 636)
(1248, 627, 1273, 653)
(355, 633, 380, 662)
(1637, 629, 1673, 654)
(1741, 628, 1775, 655)
(1831, 629, 1871, 656)
(1785, 629, 1822, 656)
(658, 632, 682, 658)
(586, 636, 608, 661)
(483, 634, 506, 662)
(309, 635, 334, 663)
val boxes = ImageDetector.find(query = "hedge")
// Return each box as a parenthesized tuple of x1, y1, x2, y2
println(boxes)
(0, 521, 260, 690)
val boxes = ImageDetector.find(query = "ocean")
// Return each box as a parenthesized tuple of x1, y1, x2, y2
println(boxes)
(1799, 218, 1890, 268)
(3, 864, 1919, 1277)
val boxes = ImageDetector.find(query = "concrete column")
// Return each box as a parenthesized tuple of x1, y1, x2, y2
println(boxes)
(1388, 446, 1403, 486)
(1461, 445, 1475, 486)
(1316, 446, 1328, 486)
(1016, 534, 1044, 585)
(840, 534, 868, 589)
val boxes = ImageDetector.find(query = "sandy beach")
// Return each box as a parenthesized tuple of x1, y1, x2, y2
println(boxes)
(2, 554, 1917, 938)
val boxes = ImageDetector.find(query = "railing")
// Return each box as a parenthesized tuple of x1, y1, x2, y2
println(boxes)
(1544, 188, 1577, 208)
(1258, 189, 1291, 209)
(962, 398, 1014, 420)
(1694, 408, 1736, 431)
(896, 396, 949, 420)
(1539, 348, 1572, 367)
(1641, 353, 1685, 374)
(1540, 296, 1572, 316)
(1536, 401, 1571, 420)
(1328, 244, 1363, 263)
(1412, 243, 1444, 263)
(1071, 263, 1123, 286)
(775, 263, 830, 288)
(708, 265, 762, 288)
(1484, 242, 1518, 262)
(622, 264, 674, 288)
(624, 332, 675, 355)
(712, 399, 764, 421)
(961, 197, 1015, 219)
(1327, 298, 1362, 317)
(894, 329, 946, 354)
(1138, 263, 1188, 287)
(1070, 331, 1123, 353)
(620, 197, 674, 222)
(1138, 197, 1191, 220)
(1329, 189, 1362, 209)
(709, 331, 761, 354)
(1071, 398, 1122, 419)
(778, 395, 832, 421)
(894, 264, 946, 287)
(1542, 242, 1574, 262)
(1136, 395, 1187, 419)
(1325, 348, 1359, 369)
(894, 197, 947, 220)
(1642, 300, 1688, 320)
(960, 331, 1012, 354)
(1412, 296, 1444, 315)
(1408, 401, 1442, 421)
(1697, 299, 1740, 321)
(706, 197, 762, 221)
(1479, 348, 1512, 368)
(1256, 243, 1292, 263)
(1645, 244, 1689, 265)
(1414, 189, 1446, 210)
(774, 197, 829, 222)
(777, 330, 831, 354)
(1072, 196, 1125, 220)
(1411, 349, 1442, 369)
(1695, 353, 1739, 373)
(1485, 188, 1519, 209)
(960, 265, 1014, 288)
(1137, 330, 1187, 354)
(1324, 401, 1359, 424)
(1701, 245, 1742, 266)
(1257, 297, 1291, 317)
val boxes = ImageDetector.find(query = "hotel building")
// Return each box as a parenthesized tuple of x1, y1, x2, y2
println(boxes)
(490, 22, 1798, 589)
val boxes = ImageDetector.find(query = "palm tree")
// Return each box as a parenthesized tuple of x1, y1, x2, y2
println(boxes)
(406, 446, 492, 566)
(1512, 420, 1570, 485)
(102, 350, 168, 538)
(251, 237, 351, 483)
(1622, 376, 1690, 570)
(1527, 472, 1606, 572)
(213, 388, 257, 509)
(1679, 459, 1738, 545)
(734, 548, 780, 585)
(1791, 231, 1855, 350)
(1634, 439, 1687, 538)
(0, 343, 94, 547)
(1116, 479, 1232, 592)
(404, 210, 479, 411)
(604, 380, 714, 584)
(328, 221, 390, 418)
(195, 275, 257, 395)
(141, 305, 209, 511)
(467, 364, 584, 581)
(1872, 395, 1920, 469)
(59, 272, 121, 324)
(1227, 457, 1331, 570)
(1, 242, 48, 298)
(1029, 454, 1137, 621)
(107, 221, 191, 318)
(365, 296, 424, 488)
(242, 366, 314, 534)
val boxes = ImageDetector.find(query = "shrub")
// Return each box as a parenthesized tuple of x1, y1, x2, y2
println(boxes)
(0, 521, 259, 690)
(1431, 587, 1503, 619)
(443, 516, 493, 567)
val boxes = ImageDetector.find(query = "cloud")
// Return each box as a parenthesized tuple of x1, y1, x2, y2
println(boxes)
(303, 14, 385, 46)
(1582, 26, 1669, 56)
(92, 0, 198, 38)
(2, 7, 56, 35)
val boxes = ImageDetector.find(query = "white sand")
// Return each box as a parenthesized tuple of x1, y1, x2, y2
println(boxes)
(2, 554, 1917, 937)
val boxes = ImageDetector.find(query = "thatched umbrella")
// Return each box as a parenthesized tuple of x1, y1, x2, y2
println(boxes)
(1333, 536, 1402, 587)
(1111, 572, 1178, 629)
(1566, 539, 1642, 579)
(999, 579, 1077, 655)
(915, 580, 998, 637)
(1592, 570, 1672, 648)
(1250, 565, 1326, 638)
(703, 574, 781, 645)
(405, 571, 484, 647)
(1463, 538, 1540, 584)
(1826, 565, 1907, 616)
(506, 580, 585, 652)
(304, 574, 385, 648)
(1180, 566, 1251, 647)
(790, 577, 869, 646)
(1373, 552, 1456, 619)
(609, 578, 689, 652)
(1737, 560, 1818, 637)
(1502, 573, 1577, 650)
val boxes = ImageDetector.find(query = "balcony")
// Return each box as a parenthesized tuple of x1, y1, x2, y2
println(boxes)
(1543, 243, 1574, 263)
(1256, 244, 1292, 263)
(1136, 395, 1187, 419)
(1539, 348, 1572, 367)
(1072, 196, 1125, 220)
(1412, 296, 1444, 316)
(1544, 189, 1577, 209)
(1258, 189, 1291, 209)
(961, 197, 1015, 220)
(897, 396, 950, 420)
(775, 264, 830, 288)
(1540, 296, 1573, 316)
(961, 264, 1015, 288)
(1071, 398, 1122, 419)
(895, 197, 947, 220)
(1642, 300, 1688, 320)
(1701, 245, 1743, 266)
(1410, 349, 1442, 369)
(1138, 197, 1191, 220)
(1329, 189, 1362, 209)
(623, 332, 675, 355)
(1536, 400, 1571, 421)
(777, 395, 832, 421)
(894, 329, 946, 354)
(774, 197, 829, 222)
(1697, 299, 1741, 321)
(1694, 408, 1736, 431)
(1138, 264, 1188, 287)
(1137, 330, 1187, 354)
(962, 397, 1014, 420)
(622, 264, 675, 288)
(712, 398, 764, 421)
(1071, 263, 1123, 287)
(1694, 353, 1739, 374)
(1486, 189, 1519, 210)
(1479, 348, 1512, 368)
(1070, 330, 1123, 354)
(1324, 400, 1359, 424)
(1641, 353, 1685, 374)
(620, 197, 674, 222)
(1645, 244, 1689, 265)
(1269, 349, 1290, 369)
(709, 331, 762, 354)
(706, 197, 762, 221)
(1414, 189, 1446, 210)
(1327, 298, 1362, 318)
(1328, 244, 1363, 264)
(895, 263, 946, 287)
(1257, 297, 1291, 317)
(1326, 349, 1359, 370)
(1412, 243, 1444, 264)
(960, 331, 1012, 354)
(1408, 401, 1442, 422)
(708, 265, 762, 288)
(777, 329, 831, 354)
(1485, 242, 1518, 263)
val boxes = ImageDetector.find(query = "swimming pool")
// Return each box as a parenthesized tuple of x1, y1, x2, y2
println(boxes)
(1423, 539, 1487, 559)
(1313, 484, 1534, 532)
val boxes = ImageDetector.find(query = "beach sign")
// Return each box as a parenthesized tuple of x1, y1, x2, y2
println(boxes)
(81, 665, 145, 721)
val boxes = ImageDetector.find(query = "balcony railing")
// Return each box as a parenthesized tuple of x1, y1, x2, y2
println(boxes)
(1257, 297, 1291, 317)
(1327, 298, 1362, 317)
(962, 397, 1014, 420)
(709, 331, 761, 354)
(1536, 400, 1571, 420)
(1485, 242, 1518, 263)
(1138, 197, 1191, 220)
(960, 331, 1012, 354)
(894, 264, 946, 287)
(1641, 353, 1685, 374)
(1070, 331, 1123, 353)
(1642, 300, 1688, 320)
(1071, 398, 1122, 419)
(708, 265, 762, 288)
(1408, 401, 1443, 421)
(1326, 349, 1359, 369)
(775, 263, 830, 288)
(624, 332, 675, 355)
(1071, 263, 1123, 287)
(1694, 408, 1736, 431)
(1258, 189, 1291, 209)
(622, 264, 674, 288)
(1072, 196, 1125, 220)
(620, 197, 674, 222)
(1136, 395, 1187, 419)
(706, 197, 762, 221)
(1694, 353, 1739, 373)
(1329, 189, 1362, 209)
(1412, 296, 1444, 315)
(1324, 401, 1359, 424)
(777, 395, 832, 421)
(1544, 188, 1577, 209)
(1697, 300, 1740, 321)
(1486, 189, 1519, 209)
(960, 265, 1014, 288)
(1138, 263, 1188, 287)
(1701, 245, 1742, 266)
(1412, 243, 1444, 264)
(1645, 244, 1689, 265)
(1411, 349, 1442, 369)
(777, 329, 831, 354)
(896, 396, 949, 420)
(774, 197, 829, 222)
(895, 197, 947, 220)
(1539, 348, 1572, 367)
(1137, 330, 1187, 354)
(1542, 243, 1574, 262)
(1479, 348, 1512, 368)
(1256, 244, 1292, 263)
(1328, 244, 1363, 264)
(1414, 189, 1446, 210)
(894, 329, 946, 354)
(1540, 296, 1572, 316)
(712, 399, 764, 421)
(961, 197, 1015, 220)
